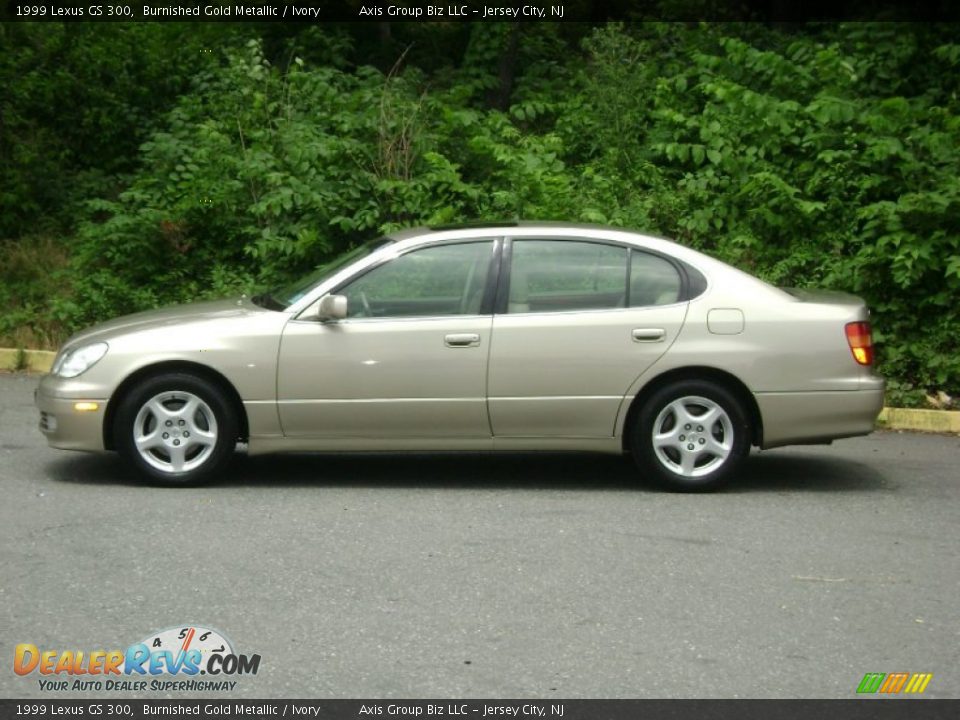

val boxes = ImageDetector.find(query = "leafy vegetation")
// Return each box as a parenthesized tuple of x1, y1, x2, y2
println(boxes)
(1, 22, 958, 406)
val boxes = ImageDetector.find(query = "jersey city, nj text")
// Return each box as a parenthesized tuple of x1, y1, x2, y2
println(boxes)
(358, 5, 564, 18)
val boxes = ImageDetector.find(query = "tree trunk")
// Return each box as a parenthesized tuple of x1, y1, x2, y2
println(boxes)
(487, 23, 521, 112)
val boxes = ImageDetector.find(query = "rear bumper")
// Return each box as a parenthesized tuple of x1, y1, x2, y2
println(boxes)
(755, 381, 885, 449)
(35, 375, 107, 452)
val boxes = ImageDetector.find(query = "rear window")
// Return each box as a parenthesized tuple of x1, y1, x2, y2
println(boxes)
(630, 251, 682, 306)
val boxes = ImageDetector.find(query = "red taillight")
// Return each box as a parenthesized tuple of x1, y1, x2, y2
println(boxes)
(845, 321, 874, 366)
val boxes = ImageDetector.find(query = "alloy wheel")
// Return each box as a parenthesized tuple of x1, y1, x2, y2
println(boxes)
(651, 395, 734, 478)
(132, 391, 219, 474)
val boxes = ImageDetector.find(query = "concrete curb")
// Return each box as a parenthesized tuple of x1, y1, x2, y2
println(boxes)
(2, 347, 957, 434)
(877, 407, 960, 435)
(0, 348, 56, 373)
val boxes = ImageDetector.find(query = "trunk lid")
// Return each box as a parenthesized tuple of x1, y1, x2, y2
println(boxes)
(779, 287, 867, 308)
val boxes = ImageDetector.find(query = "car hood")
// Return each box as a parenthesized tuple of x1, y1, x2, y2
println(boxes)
(62, 297, 273, 350)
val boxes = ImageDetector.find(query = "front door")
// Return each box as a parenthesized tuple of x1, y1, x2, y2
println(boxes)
(277, 240, 497, 439)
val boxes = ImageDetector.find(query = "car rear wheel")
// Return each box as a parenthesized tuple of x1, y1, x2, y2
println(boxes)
(115, 373, 237, 485)
(631, 379, 750, 492)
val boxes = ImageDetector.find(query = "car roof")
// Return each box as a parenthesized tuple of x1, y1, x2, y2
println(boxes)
(385, 221, 674, 244)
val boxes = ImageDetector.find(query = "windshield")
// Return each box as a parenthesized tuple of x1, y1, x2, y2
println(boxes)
(258, 237, 393, 309)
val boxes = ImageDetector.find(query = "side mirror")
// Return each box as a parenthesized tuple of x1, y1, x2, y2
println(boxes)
(316, 294, 348, 321)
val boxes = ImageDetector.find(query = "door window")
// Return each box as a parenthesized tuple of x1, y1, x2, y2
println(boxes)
(507, 240, 628, 313)
(340, 241, 493, 318)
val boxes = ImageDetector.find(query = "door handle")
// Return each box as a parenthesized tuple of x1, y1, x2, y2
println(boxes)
(444, 333, 481, 348)
(632, 328, 666, 343)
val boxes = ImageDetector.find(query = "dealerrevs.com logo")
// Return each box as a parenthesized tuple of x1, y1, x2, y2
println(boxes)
(14, 625, 261, 692)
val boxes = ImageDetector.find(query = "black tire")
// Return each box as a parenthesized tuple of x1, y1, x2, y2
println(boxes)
(631, 379, 751, 492)
(114, 372, 238, 486)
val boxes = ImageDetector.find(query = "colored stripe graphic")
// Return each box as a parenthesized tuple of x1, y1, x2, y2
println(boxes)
(857, 672, 932, 694)
(880, 672, 910, 693)
(857, 673, 885, 694)
(904, 673, 933, 694)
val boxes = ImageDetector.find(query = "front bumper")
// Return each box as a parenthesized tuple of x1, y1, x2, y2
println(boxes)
(755, 378, 885, 449)
(35, 374, 108, 452)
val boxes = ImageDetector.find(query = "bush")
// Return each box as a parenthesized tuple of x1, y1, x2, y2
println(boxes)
(3, 23, 958, 403)
(0, 236, 70, 349)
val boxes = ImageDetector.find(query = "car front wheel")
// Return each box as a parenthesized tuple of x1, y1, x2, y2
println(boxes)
(115, 373, 237, 485)
(631, 380, 750, 492)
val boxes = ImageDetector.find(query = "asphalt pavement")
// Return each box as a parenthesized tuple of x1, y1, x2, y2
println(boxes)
(1, 371, 958, 699)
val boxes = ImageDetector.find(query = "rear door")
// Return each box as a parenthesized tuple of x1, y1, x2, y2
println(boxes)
(487, 238, 689, 437)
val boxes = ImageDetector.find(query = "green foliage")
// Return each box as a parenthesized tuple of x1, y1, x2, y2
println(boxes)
(56, 34, 597, 326)
(1, 22, 958, 403)
(561, 23, 960, 399)
(0, 236, 70, 349)
(0, 23, 241, 239)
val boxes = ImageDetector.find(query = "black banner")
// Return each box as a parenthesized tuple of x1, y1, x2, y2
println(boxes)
(0, 700, 959, 720)
(2, 0, 960, 23)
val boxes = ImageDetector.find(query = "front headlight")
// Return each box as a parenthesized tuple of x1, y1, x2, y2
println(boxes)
(54, 342, 109, 378)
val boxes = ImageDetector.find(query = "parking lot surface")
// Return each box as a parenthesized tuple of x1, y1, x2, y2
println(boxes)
(1, 372, 958, 698)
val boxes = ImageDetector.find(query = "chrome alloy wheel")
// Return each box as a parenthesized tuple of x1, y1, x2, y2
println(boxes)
(652, 395, 734, 478)
(132, 391, 218, 474)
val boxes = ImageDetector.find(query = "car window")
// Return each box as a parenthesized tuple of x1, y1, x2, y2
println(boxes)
(630, 251, 682, 306)
(340, 241, 493, 319)
(508, 240, 627, 313)
(269, 237, 393, 308)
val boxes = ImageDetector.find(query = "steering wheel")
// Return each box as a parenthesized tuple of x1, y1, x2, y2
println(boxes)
(359, 290, 372, 317)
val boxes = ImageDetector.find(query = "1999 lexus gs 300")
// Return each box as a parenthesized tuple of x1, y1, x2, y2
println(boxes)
(36, 223, 884, 491)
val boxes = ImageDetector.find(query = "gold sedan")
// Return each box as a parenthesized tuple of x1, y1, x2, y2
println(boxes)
(36, 223, 884, 491)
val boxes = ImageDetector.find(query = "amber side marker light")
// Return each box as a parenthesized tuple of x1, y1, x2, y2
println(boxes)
(845, 322, 874, 365)
(73, 402, 100, 412)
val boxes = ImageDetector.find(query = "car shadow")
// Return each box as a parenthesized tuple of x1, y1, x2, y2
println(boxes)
(729, 450, 889, 493)
(46, 446, 887, 493)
